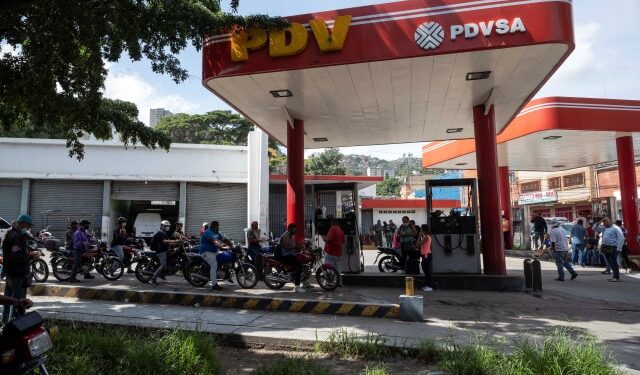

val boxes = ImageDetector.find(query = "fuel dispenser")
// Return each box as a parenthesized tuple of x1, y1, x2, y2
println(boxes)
(426, 178, 481, 274)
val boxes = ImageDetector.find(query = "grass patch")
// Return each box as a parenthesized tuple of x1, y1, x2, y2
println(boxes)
(316, 328, 388, 359)
(252, 357, 333, 375)
(47, 321, 221, 375)
(362, 362, 389, 375)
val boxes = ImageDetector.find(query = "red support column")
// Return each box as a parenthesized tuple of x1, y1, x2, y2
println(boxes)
(473, 105, 506, 275)
(287, 119, 305, 246)
(499, 166, 513, 249)
(616, 135, 639, 256)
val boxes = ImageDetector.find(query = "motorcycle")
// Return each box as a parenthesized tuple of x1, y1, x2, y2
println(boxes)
(374, 246, 403, 273)
(0, 241, 49, 283)
(186, 241, 258, 289)
(0, 305, 54, 375)
(262, 243, 340, 291)
(100, 238, 146, 280)
(51, 240, 119, 281)
(134, 241, 191, 283)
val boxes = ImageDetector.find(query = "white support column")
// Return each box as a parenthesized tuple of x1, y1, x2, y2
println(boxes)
(179, 181, 187, 227)
(247, 128, 270, 235)
(20, 179, 30, 215)
(101, 180, 111, 242)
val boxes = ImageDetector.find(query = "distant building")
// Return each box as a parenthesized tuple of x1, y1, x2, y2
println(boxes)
(150, 108, 173, 127)
(367, 167, 395, 178)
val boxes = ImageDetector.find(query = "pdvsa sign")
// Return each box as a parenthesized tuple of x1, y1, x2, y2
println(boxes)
(415, 17, 527, 50)
(230, 15, 352, 62)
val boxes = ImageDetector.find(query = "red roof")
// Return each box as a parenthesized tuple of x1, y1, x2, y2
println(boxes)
(361, 198, 460, 209)
(270, 175, 383, 182)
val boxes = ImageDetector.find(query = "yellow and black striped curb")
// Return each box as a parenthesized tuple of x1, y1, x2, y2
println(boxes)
(27, 284, 400, 319)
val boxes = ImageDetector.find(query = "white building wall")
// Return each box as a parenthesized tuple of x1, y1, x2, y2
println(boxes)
(0, 138, 247, 183)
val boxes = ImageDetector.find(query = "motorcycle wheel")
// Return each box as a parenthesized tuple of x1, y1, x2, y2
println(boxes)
(52, 258, 73, 281)
(94, 255, 104, 275)
(263, 265, 286, 289)
(101, 257, 124, 281)
(31, 259, 49, 283)
(135, 259, 157, 283)
(236, 263, 258, 289)
(316, 267, 340, 291)
(185, 260, 209, 287)
(378, 256, 398, 273)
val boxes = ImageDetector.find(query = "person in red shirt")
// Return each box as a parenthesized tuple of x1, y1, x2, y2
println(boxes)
(323, 217, 345, 285)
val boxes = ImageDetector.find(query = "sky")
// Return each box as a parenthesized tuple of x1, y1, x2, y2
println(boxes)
(102, 0, 640, 161)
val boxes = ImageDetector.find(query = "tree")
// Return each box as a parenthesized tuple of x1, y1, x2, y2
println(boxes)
(376, 177, 401, 197)
(156, 111, 253, 145)
(304, 148, 346, 175)
(0, 1, 286, 159)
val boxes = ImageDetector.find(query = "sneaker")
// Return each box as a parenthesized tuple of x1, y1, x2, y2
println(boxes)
(571, 273, 578, 280)
(608, 278, 620, 282)
(601, 271, 611, 275)
(554, 278, 564, 281)
(83, 274, 95, 280)
(422, 286, 433, 292)
(293, 286, 306, 293)
(211, 284, 223, 291)
(150, 279, 159, 285)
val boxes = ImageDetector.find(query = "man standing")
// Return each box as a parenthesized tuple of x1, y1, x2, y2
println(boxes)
(502, 215, 510, 249)
(2, 215, 34, 323)
(150, 220, 179, 285)
(550, 219, 578, 281)
(383, 221, 392, 247)
(65, 220, 78, 251)
(398, 216, 417, 269)
(600, 217, 625, 282)
(111, 217, 128, 262)
(171, 222, 187, 241)
(199, 221, 228, 290)
(246, 221, 262, 266)
(531, 214, 547, 250)
(70, 219, 95, 282)
(570, 219, 587, 266)
(280, 223, 305, 292)
(323, 218, 345, 285)
(373, 220, 383, 247)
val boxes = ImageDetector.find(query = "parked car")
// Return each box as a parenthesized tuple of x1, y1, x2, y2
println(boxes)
(133, 213, 161, 242)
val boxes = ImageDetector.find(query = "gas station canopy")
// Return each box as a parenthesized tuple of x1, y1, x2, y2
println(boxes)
(203, 0, 574, 148)
(421, 97, 640, 171)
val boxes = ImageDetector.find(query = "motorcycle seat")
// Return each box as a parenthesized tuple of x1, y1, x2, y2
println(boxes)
(82, 251, 99, 258)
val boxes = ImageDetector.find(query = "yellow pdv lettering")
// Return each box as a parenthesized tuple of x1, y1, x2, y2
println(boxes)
(309, 15, 352, 52)
(230, 28, 268, 62)
(269, 22, 308, 57)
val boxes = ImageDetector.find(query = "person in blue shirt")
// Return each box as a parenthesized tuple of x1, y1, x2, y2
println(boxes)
(570, 219, 587, 266)
(199, 221, 229, 290)
(599, 217, 625, 282)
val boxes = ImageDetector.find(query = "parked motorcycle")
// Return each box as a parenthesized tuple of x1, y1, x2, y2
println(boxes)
(262, 244, 340, 291)
(186, 241, 258, 289)
(51, 240, 118, 281)
(0, 305, 54, 375)
(100, 238, 146, 280)
(374, 246, 403, 273)
(134, 241, 191, 283)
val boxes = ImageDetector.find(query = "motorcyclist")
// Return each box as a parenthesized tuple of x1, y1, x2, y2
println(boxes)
(199, 221, 230, 290)
(69, 219, 95, 282)
(110, 217, 128, 263)
(65, 220, 79, 251)
(171, 222, 188, 241)
(279, 223, 305, 293)
(150, 220, 179, 285)
(2, 215, 35, 323)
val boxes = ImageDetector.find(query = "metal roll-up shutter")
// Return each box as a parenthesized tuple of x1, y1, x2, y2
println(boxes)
(361, 209, 373, 234)
(186, 183, 247, 241)
(0, 179, 22, 221)
(29, 180, 103, 238)
(111, 181, 179, 201)
(269, 184, 286, 238)
(318, 191, 337, 218)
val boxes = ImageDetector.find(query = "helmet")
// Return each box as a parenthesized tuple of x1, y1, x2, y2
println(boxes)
(79, 219, 91, 227)
(160, 220, 171, 226)
(70, 220, 79, 226)
(160, 220, 171, 231)
(117, 217, 127, 224)
(16, 214, 34, 226)
(202, 222, 208, 227)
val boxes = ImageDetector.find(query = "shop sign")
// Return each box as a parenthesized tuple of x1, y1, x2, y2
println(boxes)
(518, 190, 557, 205)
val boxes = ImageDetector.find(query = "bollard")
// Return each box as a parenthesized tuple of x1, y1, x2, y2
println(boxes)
(405, 276, 414, 296)
(532, 260, 542, 292)
(523, 259, 533, 289)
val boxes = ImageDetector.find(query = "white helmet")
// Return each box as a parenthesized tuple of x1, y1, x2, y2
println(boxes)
(202, 222, 208, 227)
(160, 220, 171, 231)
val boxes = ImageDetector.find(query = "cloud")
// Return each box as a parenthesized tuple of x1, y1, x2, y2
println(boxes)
(554, 22, 600, 78)
(104, 72, 200, 125)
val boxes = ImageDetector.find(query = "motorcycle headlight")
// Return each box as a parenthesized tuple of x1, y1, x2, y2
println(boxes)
(28, 331, 53, 357)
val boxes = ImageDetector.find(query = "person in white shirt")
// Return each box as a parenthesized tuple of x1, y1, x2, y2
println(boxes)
(549, 219, 578, 281)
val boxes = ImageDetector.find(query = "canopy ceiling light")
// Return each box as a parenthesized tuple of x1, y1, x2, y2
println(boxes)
(446, 128, 463, 133)
(552, 164, 566, 168)
(543, 135, 562, 140)
(312, 137, 328, 142)
(269, 89, 293, 98)
(465, 71, 492, 81)
(455, 162, 468, 166)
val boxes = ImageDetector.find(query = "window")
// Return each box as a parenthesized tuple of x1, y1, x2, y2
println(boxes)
(548, 177, 561, 190)
(563, 173, 585, 188)
(520, 181, 541, 194)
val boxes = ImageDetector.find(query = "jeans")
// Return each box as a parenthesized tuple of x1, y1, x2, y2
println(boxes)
(533, 232, 544, 249)
(385, 234, 393, 248)
(607, 252, 620, 279)
(202, 251, 218, 285)
(554, 251, 576, 280)
(421, 254, 432, 288)
(572, 243, 585, 265)
(152, 252, 167, 281)
(70, 249, 83, 279)
(279, 255, 302, 286)
(2, 275, 28, 322)
(247, 246, 260, 266)
(111, 245, 124, 261)
(323, 253, 341, 275)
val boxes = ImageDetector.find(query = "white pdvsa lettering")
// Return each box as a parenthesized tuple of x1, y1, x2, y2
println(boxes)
(450, 17, 526, 40)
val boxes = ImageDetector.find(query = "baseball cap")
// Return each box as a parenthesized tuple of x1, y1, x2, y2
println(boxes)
(16, 214, 34, 226)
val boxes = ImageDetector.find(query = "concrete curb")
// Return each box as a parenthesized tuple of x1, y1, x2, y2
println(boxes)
(28, 284, 400, 319)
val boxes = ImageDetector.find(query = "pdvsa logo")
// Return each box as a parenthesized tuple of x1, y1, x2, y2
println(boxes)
(415, 17, 527, 50)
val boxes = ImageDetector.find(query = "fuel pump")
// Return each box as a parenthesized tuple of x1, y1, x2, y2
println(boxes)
(426, 178, 481, 274)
